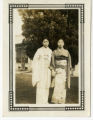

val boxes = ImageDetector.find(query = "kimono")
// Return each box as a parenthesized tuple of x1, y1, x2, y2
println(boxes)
(32, 47, 52, 104)
(51, 48, 72, 104)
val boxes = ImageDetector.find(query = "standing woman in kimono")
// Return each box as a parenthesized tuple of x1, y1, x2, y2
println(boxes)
(51, 39, 72, 104)
(32, 39, 52, 104)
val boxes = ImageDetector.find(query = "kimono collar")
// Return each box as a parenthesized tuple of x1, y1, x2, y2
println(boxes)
(56, 47, 68, 56)
(42, 46, 49, 50)
(57, 47, 64, 51)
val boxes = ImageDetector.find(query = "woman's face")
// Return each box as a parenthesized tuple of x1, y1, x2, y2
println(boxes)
(43, 39, 49, 48)
(58, 39, 64, 48)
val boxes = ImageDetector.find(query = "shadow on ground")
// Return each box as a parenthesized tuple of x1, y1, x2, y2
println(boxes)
(16, 72, 79, 104)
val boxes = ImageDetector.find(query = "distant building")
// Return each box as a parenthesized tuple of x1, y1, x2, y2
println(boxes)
(15, 43, 32, 71)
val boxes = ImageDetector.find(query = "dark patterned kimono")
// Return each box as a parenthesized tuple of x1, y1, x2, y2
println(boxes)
(51, 48, 72, 104)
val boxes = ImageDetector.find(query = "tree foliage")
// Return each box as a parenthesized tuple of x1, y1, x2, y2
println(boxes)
(18, 9, 78, 67)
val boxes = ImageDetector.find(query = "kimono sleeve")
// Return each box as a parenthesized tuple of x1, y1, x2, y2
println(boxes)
(67, 51, 72, 88)
(32, 49, 40, 87)
(50, 51, 56, 78)
(68, 52, 72, 69)
(50, 51, 56, 70)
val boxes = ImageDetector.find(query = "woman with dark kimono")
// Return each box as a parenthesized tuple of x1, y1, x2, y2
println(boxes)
(51, 39, 72, 104)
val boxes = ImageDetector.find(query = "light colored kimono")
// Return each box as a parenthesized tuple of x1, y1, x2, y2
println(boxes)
(51, 48, 72, 104)
(32, 47, 52, 104)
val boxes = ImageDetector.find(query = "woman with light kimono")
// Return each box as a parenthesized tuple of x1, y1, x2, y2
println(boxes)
(32, 39, 52, 104)
(51, 39, 72, 104)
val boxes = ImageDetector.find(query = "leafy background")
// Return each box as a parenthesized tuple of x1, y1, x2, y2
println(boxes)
(18, 9, 78, 67)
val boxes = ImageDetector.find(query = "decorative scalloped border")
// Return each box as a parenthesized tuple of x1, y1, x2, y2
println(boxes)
(9, 4, 85, 111)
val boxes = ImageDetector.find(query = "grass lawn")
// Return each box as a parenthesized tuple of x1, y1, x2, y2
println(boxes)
(16, 72, 79, 104)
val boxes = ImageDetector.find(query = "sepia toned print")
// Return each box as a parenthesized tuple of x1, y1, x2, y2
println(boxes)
(2, 2, 91, 116)
(15, 8, 79, 105)
(2, 0, 91, 116)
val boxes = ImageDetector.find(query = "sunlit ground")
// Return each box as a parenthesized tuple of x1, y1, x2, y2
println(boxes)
(15, 72, 79, 104)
